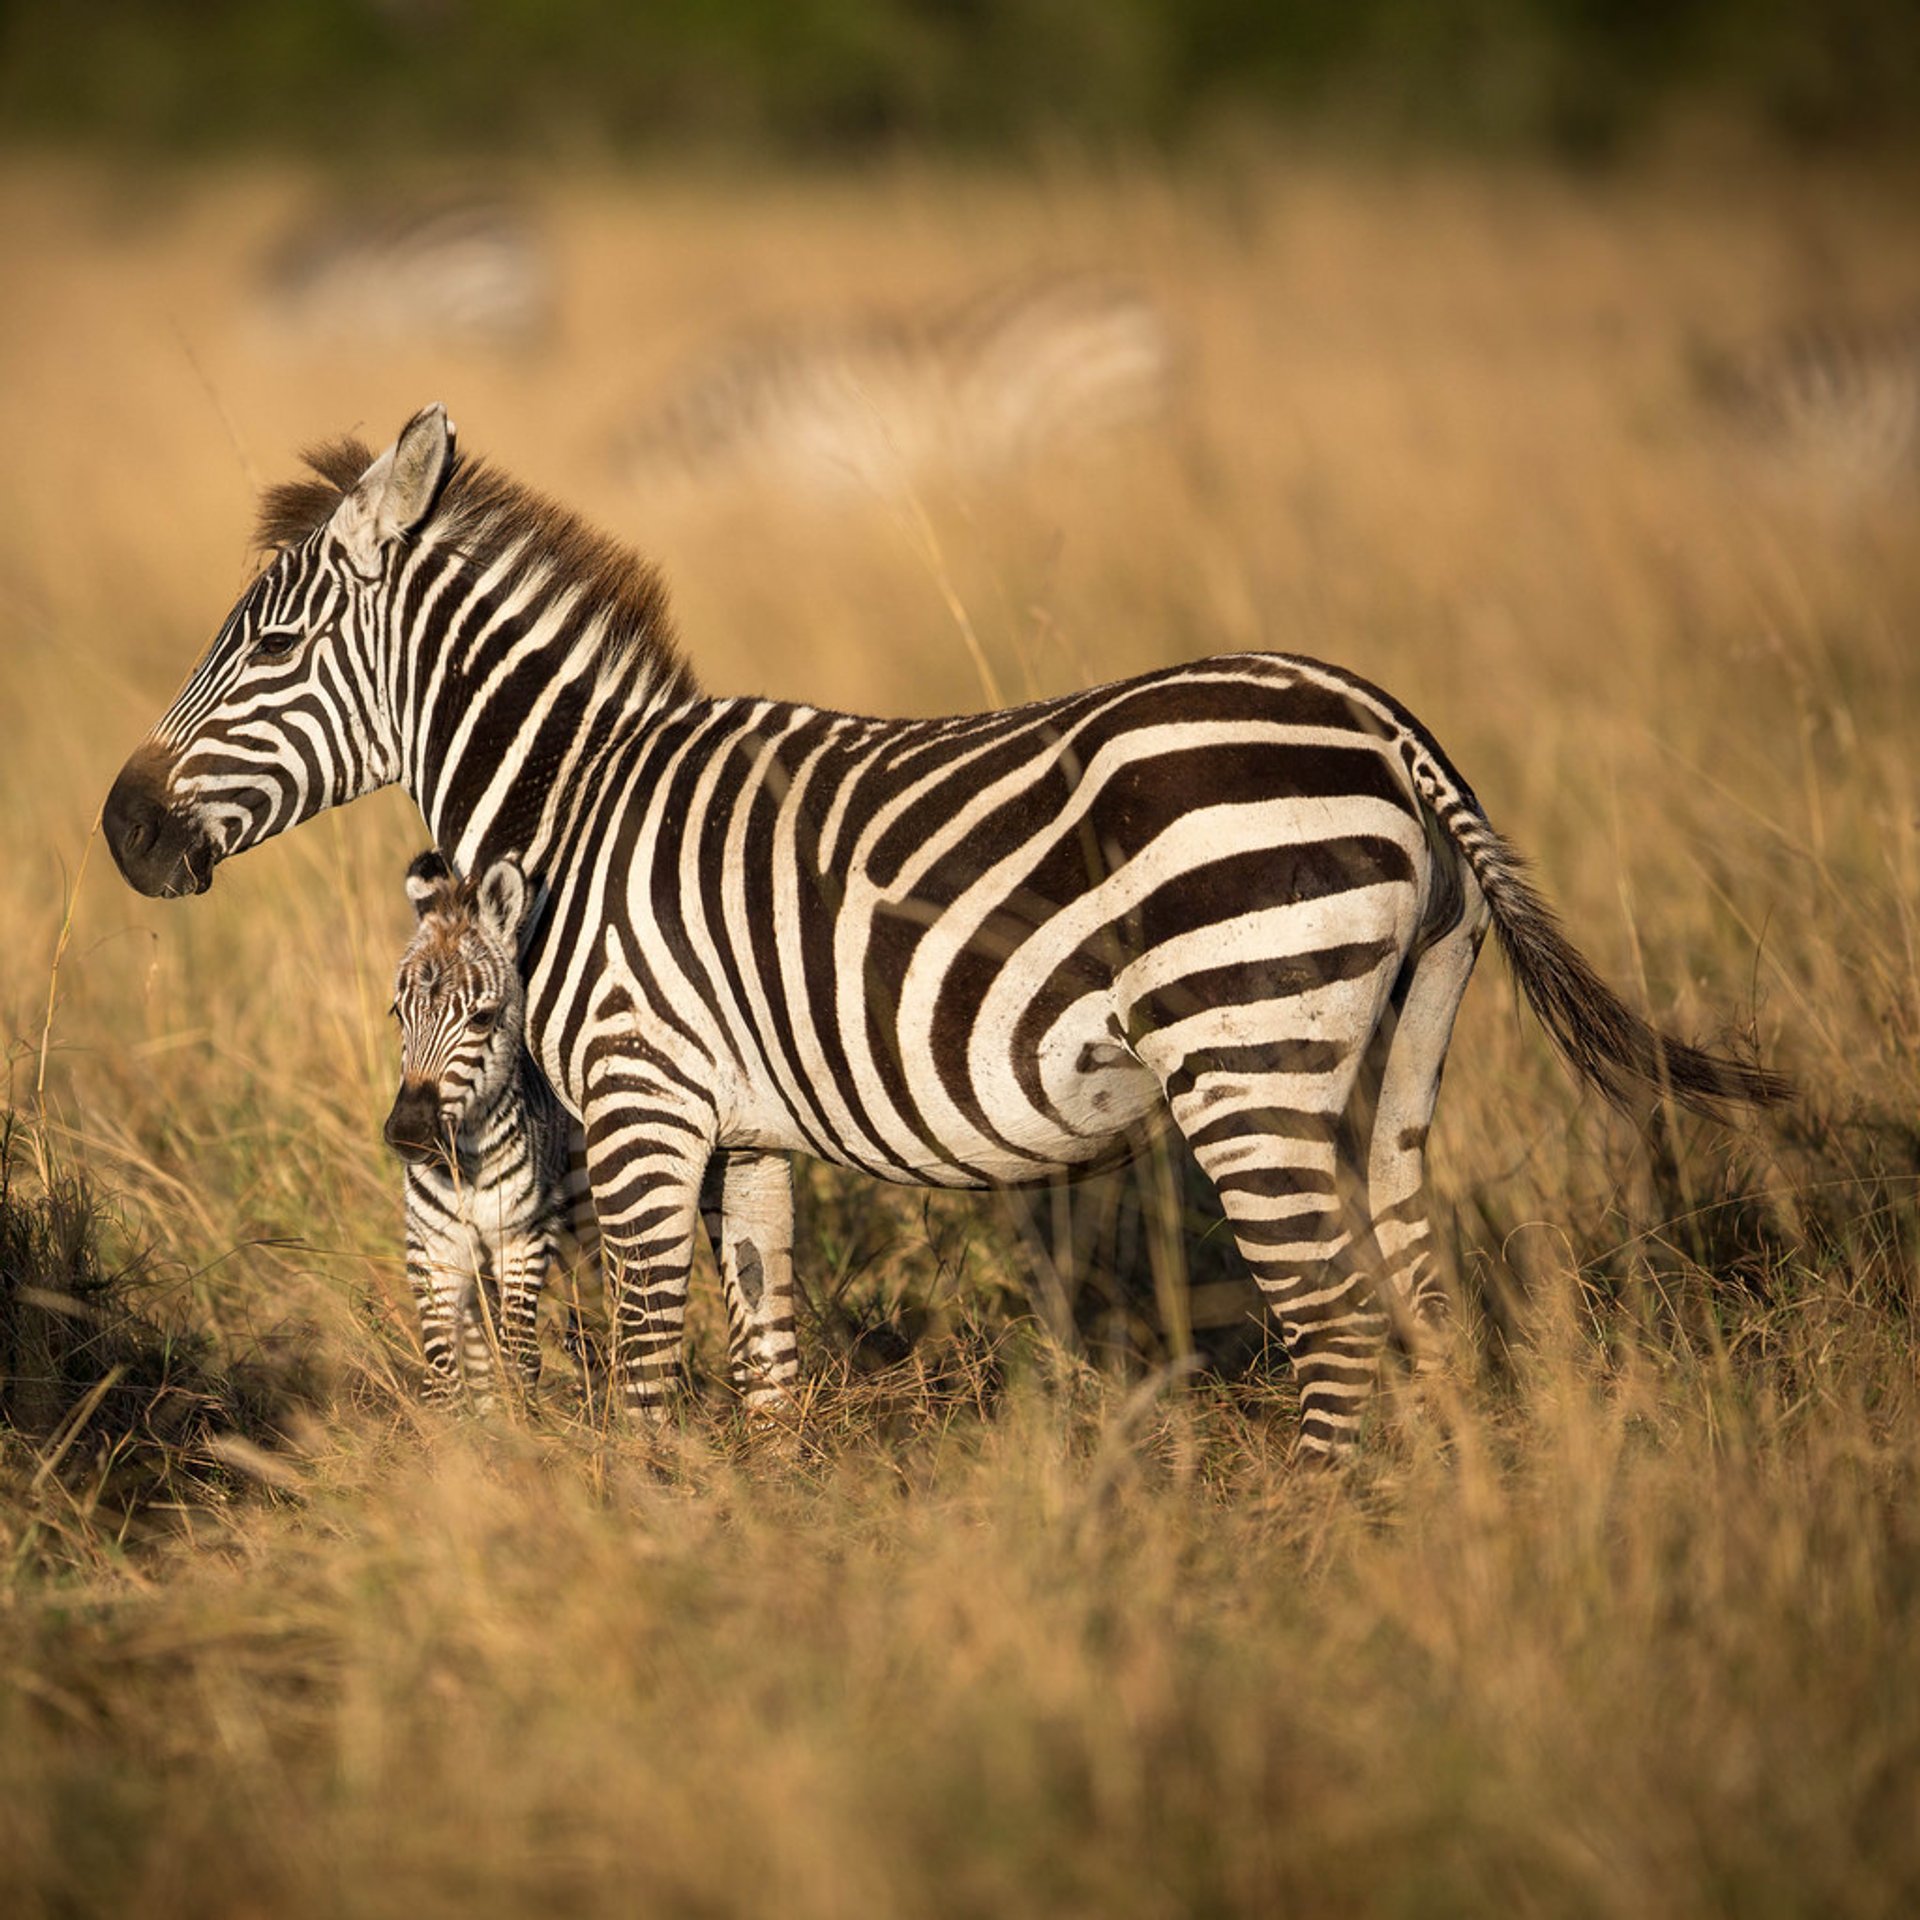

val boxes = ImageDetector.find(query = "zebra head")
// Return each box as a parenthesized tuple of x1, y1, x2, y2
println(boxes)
(103, 406, 456, 899)
(384, 849, 530, 1166)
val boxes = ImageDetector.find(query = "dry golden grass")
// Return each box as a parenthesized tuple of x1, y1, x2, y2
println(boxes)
(3, 148, 1920, 1916)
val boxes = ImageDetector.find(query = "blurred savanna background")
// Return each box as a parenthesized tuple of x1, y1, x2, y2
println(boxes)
(4, 3, 1920, 1913)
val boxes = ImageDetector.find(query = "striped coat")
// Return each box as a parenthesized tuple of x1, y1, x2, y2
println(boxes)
(104, 405, 1788, 1455)
(385, 850, 577, 1407)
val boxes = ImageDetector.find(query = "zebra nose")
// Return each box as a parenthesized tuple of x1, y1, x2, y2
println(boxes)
(104, 744, 214, 899)
(103, 770, 157, 860)
(104, 751, 179, 875)
(384, 1081, 443, 1162)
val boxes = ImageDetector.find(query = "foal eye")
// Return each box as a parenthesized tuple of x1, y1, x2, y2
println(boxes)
(468, 1007, 498, 1035)
(252, 628, 302, 660)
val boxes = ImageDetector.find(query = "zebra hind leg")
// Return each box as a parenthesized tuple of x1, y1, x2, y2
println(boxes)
(1353, 911, 1487, 1370)
(1159, 1051, 1389, 1462)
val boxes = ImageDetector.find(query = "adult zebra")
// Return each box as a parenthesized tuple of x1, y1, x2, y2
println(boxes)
(103, 405, 1788, 1456)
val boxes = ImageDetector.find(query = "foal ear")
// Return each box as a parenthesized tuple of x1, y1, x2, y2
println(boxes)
(334, 403, 456, 571)
(404, 848, 454, 918)
(475, 856, 529, 947)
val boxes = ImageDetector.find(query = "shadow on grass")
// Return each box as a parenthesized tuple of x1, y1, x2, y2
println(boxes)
(0, 1114, 324, 1572)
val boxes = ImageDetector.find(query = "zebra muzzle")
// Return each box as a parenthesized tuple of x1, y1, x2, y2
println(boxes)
(103, 747, 218, 900)
(383, 1082, 447, 1164)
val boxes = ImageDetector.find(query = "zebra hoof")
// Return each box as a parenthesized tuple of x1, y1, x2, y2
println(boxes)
(1290, 1434, 1359, 1474)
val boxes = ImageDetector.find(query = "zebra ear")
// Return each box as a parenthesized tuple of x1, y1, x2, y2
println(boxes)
(405, 848, 454, 919)
(475, 856, 529, 948)
(335, 404, 455, 570)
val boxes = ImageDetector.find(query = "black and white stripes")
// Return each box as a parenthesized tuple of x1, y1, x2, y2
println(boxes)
(384, 849, 578, 1407)
(106, 404, 1788, 1455)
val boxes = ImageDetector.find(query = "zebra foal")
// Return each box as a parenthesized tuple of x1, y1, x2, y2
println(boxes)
(385, 848, 579, 1407)
(104, 405, 1789, 1457)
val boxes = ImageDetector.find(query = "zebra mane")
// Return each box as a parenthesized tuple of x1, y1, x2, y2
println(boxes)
(255, 436, 376, 552)
(255, 430, 696, 698)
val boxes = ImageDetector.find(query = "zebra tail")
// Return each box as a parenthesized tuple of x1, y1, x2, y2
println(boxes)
(1426, 780, 1793, 1117)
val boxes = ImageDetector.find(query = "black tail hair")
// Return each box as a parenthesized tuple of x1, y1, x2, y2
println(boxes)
(1451, 816, 1791, 1117)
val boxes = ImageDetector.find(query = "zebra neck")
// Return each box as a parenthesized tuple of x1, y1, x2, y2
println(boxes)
(394, 526, 698, 885)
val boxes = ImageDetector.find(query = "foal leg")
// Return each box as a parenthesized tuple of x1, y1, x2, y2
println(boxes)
(493, 1231, 553, 1403)
(456, 1268, 502, 1413)
(409, 1232, 478, 1408)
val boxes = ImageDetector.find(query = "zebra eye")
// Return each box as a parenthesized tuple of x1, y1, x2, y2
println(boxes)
(252, 627, 303, 660)
(468, 1007, 498, 1035)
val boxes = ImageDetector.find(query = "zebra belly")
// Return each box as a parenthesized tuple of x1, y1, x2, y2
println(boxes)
(663, 981, 1155, 1187)
(898, 994, 1163, 1187)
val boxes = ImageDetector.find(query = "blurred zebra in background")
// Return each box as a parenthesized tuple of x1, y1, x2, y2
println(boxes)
(255, 191, 555, 353)
(611, 273, 1176, 497)
(1692, 311, 1920, 500)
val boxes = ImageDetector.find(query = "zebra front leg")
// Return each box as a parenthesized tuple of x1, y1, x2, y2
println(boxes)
(602, 1211, 701, 1420)
(407, 1225, 477, 1409)
(453, 1260, 507, 1413)
(585, 1095, 708, 1420)
(492, 1231, 553, 1405)
(701, 1150, 799, 1409)
(456, 1287, 503, 1413)
(553, 1118, 607, 1395)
